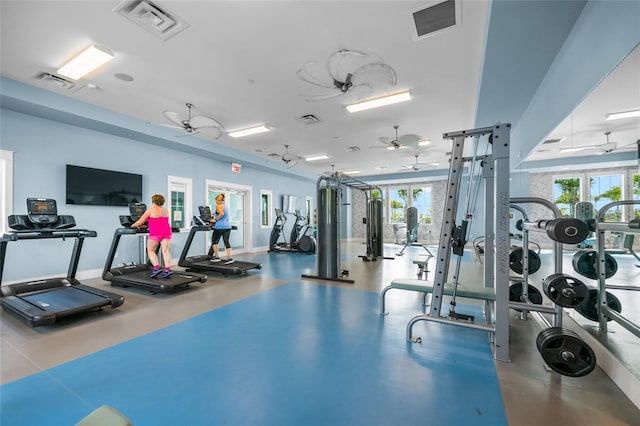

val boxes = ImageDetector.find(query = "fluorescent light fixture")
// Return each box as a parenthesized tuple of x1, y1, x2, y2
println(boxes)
(305, 154, 329, 162)
(57, 45, 114, 80)
(228, 125, 270, 138)
(605, 109, 640, 121)
(418, 139, 430, 147)
(559, 146, 595, 153)
(342, 170, 361, 175)
(346, 91, 411, 113)
(427, 162, 440, 166)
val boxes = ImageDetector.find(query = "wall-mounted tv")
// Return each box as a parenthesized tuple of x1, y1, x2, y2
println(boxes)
(66, 165, 143, 206)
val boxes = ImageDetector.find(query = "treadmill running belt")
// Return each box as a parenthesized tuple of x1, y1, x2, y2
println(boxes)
(21, 287, 109, 315)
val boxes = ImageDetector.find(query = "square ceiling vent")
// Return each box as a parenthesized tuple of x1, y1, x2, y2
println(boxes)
(410, 0, 460, 41)
(114, 0, 190, 41)
(36, 73, 84, 93)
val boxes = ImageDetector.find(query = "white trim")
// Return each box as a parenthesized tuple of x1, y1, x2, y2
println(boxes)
(1, 150, 14, 235)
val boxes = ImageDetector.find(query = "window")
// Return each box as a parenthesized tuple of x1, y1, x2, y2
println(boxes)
(590, 174, 623, 221)
(553, 177, 582, 218)
(167, 176, 192, 230)
(413, 187, 433, 223)
(260, 190, 273, 228)
(633, 173, 640, 219)
(389, 188, 408, 224)
(0, 150, 14, 235)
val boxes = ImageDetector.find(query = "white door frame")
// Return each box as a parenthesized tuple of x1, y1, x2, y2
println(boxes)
(205, 179, 252, 254)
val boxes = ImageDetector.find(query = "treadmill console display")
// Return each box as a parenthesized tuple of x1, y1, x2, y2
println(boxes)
(199, 206, 213, 222)
(129, 203, 147, 222)
(27, 198, 58, 224)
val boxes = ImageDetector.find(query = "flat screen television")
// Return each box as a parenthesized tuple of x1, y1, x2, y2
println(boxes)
(66, 165, 143, 206)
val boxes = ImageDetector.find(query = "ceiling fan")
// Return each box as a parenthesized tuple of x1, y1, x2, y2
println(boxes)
(297, 48, 397, 102)
(162, 103, 223, 138)
(268, 145, 303, 168)
(404, 154, 433, 171)
(371, 125, 425, 150)
(563, 131, 637, 154)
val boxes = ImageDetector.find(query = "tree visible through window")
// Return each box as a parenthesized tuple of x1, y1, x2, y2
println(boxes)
(633, 174, 640, 219)
(591, 175, 623, 221)
(553, 178, 581, 218)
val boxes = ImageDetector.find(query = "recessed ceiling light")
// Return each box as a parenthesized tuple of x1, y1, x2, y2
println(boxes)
(346, 91, 411, 113)
(305, 154, 329, 162)
(228, 125, 270, 138)
(114, 73, 134, 82)
(57, 45, 114, 80)
(605, 109, 640, 120)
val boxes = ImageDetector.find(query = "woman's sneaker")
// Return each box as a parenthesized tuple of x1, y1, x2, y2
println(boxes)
(224, 258, 235, 264)
(150, 268, 162, 278)
(162, 269, 173, 278)
(210, 256, 221, 262)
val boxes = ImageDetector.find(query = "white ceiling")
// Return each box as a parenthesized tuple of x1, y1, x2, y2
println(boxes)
(0, 1, 638, 179)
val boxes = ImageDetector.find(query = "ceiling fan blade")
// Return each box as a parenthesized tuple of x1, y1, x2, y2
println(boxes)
(163, 111, 185, 127)
(297, 63, 335, 89)
(303, 91, 344, 102)
(351, 62, 398, 88)
(189, 115, 222, 129)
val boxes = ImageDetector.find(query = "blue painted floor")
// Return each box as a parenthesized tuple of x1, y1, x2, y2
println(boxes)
(0, 279, 506, 426)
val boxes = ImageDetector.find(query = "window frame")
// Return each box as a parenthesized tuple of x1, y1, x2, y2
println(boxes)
(167, 175, 193, 231)
(260, 189, 273, 228)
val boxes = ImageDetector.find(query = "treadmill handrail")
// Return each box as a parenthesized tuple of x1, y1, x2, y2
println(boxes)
(4, 229, 97, 240)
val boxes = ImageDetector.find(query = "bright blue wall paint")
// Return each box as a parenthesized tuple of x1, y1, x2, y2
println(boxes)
(0, 108, 315, 281)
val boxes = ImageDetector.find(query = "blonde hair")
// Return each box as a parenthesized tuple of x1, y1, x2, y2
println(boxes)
(215, 194, 225, 202)
(151, 194, 165, 206)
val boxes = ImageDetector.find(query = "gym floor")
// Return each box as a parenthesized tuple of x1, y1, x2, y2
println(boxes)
(1, 241, 639, 425)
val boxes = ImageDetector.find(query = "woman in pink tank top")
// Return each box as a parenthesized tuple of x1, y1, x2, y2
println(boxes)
(131, 194, 173, 278)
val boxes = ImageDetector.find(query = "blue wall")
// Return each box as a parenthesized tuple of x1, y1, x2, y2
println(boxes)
(1, 107, 315, 281)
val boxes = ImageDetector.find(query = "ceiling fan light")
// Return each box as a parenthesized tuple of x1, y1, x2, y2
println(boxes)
(57, 44, 114, 80)
(228, 125, 270, 138)
(305, 154, 329, 162)
(605, 109, 640, 121)
(346, 91, 411, 113)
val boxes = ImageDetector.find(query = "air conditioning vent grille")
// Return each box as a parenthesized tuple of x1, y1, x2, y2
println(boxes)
(36, 73, 84, 92)
(114, 0, 190, 41)
(411, 0, 458, 40)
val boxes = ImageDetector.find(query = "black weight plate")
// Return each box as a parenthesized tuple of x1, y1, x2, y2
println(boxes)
(574, 289, 622, 322)
(509, 281, 543, 311)
(572, 251, 618, 279)
(509, 248, 542, 274)
(545, 218, 589, 244)
(536, 327, 596, 377)
(542, 273, 589, 308)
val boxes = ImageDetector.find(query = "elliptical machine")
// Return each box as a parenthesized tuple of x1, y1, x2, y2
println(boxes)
(269, 209, 316, 254)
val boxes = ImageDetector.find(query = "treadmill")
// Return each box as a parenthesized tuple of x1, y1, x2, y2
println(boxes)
(178, 206, 262, 277)
(102, 203, 207, 294)
(0, 198, 124, 327)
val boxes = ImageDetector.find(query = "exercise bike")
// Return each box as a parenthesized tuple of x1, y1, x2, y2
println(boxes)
(268, 209, 316, 254)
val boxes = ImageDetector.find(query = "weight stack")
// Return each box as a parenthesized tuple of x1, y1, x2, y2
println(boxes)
(368, 198, 383, 258)
(317, 176, 341, 279)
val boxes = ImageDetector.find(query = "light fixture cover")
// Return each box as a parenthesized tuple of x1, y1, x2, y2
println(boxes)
(346, 91, 411, 113)
(228, 125, 270, 138)
(605, 109, 640, 120)
(305, 154, 329, 162)
(57, 45, 114, 80)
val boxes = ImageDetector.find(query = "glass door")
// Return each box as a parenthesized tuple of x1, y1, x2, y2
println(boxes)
(206, 182, 250, 255)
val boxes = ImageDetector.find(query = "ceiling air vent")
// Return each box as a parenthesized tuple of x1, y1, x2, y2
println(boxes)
(36, 73, 84, 93)
(345, 146, 360, 152)
(543, 138, 563, 144)
(113, 0, 190, 41)
(410, 0, 459, 41)
(297, 114, 321, 125)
